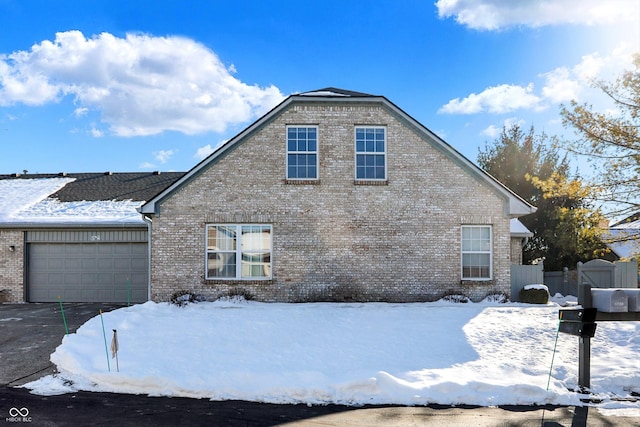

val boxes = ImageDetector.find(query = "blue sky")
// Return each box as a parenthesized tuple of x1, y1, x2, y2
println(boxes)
(0, 0, 638, 174)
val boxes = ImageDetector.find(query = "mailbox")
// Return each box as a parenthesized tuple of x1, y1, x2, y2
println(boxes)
(591, 289, 628, 313)
(624, 289, 640, 312)
(558, 308, 597, 338)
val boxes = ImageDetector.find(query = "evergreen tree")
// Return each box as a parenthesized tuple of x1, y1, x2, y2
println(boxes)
(478, 125, 608, 269)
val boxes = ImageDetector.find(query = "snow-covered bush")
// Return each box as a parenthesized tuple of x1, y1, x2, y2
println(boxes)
(483, 292, 509, 303)
(169, 290, 204, 307)
(218, 287, 254, 302)
(519, 284, 550, 304)
(439, 294, 471, 303)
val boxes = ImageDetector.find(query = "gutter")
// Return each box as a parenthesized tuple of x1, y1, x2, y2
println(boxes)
(143, 215, 153, 302)
(0, 221, 146, 229)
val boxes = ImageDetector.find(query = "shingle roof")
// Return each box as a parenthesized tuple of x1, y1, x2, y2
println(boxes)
(0, 172, 186, 202)
(300, 87, 377, 97)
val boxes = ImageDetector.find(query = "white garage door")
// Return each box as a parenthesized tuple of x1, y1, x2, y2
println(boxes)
(28, 242, 148, 303)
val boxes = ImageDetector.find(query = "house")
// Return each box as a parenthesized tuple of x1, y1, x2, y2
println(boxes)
(139, 88, 536, 303)
(0, 172, 184, 303)
(604, 214, 640, 260)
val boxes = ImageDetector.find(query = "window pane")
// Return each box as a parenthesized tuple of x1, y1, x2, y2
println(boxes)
(241, 226, 271, 278)
(213, 226, 236, 250)
(207, 252, 236, 278)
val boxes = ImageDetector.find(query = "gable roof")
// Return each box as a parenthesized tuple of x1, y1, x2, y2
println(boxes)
(0, 172, 184, 227)
(140, 88, 536, 217)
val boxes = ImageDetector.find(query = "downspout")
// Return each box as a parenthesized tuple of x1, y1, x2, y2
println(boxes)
(143, 215, 153, 302)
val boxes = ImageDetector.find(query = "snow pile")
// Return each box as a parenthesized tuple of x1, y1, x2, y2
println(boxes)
(25, 299, 640, 414)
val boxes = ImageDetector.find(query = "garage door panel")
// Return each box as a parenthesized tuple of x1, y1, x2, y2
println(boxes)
(28, 242, 148, 303)
(66, 245, 82, 254)
(97, 259, 114, 269)
(65, 259, 82, 269)
(48, 259, 64, 269)
(81, 259, 97, 269)
(114, 259, 131, 269)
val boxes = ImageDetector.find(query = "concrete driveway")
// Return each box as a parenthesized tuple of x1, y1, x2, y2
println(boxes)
(0, 303, 123, 386)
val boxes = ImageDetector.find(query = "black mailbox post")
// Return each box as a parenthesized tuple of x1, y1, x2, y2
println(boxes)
(558, 307, 598, 390)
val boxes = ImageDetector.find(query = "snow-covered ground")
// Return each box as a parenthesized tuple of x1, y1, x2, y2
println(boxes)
(24, 295, 640, 417)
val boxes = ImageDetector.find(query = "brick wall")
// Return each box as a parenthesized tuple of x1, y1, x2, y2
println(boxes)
(150, 101, 513, 302)
(511, 237, 524, 265)
(0, 230, 24, 303)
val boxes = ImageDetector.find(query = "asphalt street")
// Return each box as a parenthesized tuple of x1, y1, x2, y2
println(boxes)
(1, 303, 638, 426)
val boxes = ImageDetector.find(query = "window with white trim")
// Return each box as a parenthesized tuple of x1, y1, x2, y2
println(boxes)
(355, 126, 386, 180)
(287, 126, 318, 179)
(206, 225, 272, 280)
(461, 225, 492, 280)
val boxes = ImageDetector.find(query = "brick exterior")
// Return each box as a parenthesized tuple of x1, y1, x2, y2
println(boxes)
(511, 237, 525, 265)
(150, 101, 517, 303)
(0, 230, 24, 303)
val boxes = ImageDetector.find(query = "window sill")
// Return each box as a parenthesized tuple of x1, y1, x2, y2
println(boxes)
(354, 180, 388, 186)
(284, 179, 320, 185)
(204, 279, 273, 285)
(461, 279, 493, 286)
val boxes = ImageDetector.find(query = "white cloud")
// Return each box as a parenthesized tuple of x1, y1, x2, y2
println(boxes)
(0, 31, 285, 136)
(194, 144, 214, 160)
(481, 117, 525, 138)
(435, 0, 639, 30)
(139, 162, 156, 169)
(481, 124, 500, 138)
(74, 107, 88, 118)
(90, 127, 104, 138)
(539, 67, 583, 104)
(153, 149, 175, 164)
(439, 83, 542, 114)
(440, 49, 636, 115)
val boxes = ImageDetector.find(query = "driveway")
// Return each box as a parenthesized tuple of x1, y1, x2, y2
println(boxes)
(0, 303, 123, 386)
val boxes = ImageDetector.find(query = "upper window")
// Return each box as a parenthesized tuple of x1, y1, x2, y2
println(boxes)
(355, 126, 386, 180)
(461, 225, 492, 280)
(206, 224, 272, 280)
(287, 126, 318, 180)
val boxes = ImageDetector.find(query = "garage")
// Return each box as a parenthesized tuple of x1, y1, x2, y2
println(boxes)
(26, 230, 148, 303)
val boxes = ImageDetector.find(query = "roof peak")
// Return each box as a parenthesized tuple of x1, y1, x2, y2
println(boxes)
(299, 87, 377, 97)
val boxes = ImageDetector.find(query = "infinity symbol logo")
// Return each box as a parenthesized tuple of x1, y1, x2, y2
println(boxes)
(9, 407, 29, 417)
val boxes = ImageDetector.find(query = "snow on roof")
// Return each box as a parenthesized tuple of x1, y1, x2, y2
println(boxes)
(510, 218, 533, 237)
(0, 177, 144, 225)
(605, 228, 640, 259)
(16, 198, 145, 224)
(0, 178, 74, 221)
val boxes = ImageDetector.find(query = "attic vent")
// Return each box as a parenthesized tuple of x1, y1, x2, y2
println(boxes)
(104, 171, 113, 176)
(153, 171, 161, 175)
(58, 172, 68, 177)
